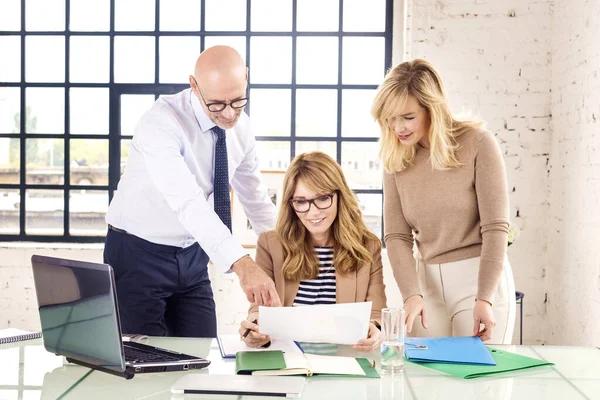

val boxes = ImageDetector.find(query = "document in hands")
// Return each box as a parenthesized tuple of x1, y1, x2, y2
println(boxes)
(217, 334, 304, 359)
(259, 302, 372, 345)
(235, 350, 379, 378)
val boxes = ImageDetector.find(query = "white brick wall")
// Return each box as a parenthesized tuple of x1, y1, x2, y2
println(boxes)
(405, 0, 554, 344)
(546, 0, 600, 346)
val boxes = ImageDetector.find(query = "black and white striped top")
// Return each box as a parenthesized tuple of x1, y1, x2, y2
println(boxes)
(292, 247, 336, 306)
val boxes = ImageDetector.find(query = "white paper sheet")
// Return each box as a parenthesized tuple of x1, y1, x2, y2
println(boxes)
(259, 302, 372, 345)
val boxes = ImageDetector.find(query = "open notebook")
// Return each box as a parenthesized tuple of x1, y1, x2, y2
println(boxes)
(235, 350, 379, 378)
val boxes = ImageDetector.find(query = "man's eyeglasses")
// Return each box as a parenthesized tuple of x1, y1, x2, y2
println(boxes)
(289, 193, 335, 213)
(193, 77, 248, 112)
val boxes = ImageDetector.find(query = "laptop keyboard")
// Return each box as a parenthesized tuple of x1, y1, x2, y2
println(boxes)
(123, 346, 179, 363)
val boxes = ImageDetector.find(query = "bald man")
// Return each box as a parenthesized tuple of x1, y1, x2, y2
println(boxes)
(104, 46, 280, 338)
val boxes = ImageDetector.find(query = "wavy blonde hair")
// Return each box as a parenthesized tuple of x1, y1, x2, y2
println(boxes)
(275, 151, 380, 281)
(371, 59, 483, 173)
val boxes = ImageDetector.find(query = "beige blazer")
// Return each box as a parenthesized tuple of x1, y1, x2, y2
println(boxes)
(248, 230, 387, 324)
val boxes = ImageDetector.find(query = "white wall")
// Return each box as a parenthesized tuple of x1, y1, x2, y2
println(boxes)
(546, 0, 600, 345)
(405, 0, 553, 344)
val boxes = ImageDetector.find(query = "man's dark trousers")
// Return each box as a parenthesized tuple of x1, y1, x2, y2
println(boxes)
(103, 228, 217, 337)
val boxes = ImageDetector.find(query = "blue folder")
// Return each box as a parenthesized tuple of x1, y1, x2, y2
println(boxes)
(404, 336, 496, 365)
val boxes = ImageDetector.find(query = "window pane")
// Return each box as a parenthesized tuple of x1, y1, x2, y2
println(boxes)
(26, 36, 65, 83)
(26, 0, 65, 31)
(121, 139, 131, 176)
(70, 139, 108, 185)
(0, 189, 20, 234)
(26, 88, 65, 134)
(356, 193, 382, 239)
(0, 87, 21, 134)
(159, 37, 200, 83)
(297, 0, 338, 32)
(26, 138, 64, 184)
(204, 37, 246, 63)
(256, 141, 290, 171)
(341, 142, 381, 189)
(70, 88, 109, 135)
(250, 37, 292, 84)
(205, 0, 247, 31)
(296, 37, 338, 84)
(0, 0, 21, 31)
(342, 37, 385, 85)
(120, 95, 155, 135)
(70, 0, 110, 31)
(115, 0, 155, 31)
(249, 89, 291, 136)
(160, 0, 201, 31)
(251, 0, 292, 32)
(114, 36, 155, 83)
(70, 36, 110, 83)
(70, 190, 108, 236)
(343, 0, 386, 32)
(0, 36, 21, 82)
(341, 89, 378, 138)
(295, 141, 337, 160)
(0, 138, 19, 184)
(25, 189, 64, 235)
(295, 89, 337, 137)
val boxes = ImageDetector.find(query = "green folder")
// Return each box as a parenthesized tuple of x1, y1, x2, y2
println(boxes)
(235, 350, 379, 378)
(409, 347, 554, 379)
(236, 350, 287, 375)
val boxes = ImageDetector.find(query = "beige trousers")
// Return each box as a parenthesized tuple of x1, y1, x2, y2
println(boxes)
(410, 256, 516, 345)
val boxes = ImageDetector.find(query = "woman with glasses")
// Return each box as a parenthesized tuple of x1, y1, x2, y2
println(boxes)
(371, 59, 515, 344)
(239, 151, 387, 352)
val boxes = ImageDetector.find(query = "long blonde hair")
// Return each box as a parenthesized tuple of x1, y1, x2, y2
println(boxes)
(371, 59, 482, 173)
(276, 151, 380, 281)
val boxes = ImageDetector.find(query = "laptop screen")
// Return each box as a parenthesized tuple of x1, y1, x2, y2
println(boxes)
(31, 255, 126, 374)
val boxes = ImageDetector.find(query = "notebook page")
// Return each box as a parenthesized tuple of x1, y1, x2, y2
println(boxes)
(305, 354, 366, 376)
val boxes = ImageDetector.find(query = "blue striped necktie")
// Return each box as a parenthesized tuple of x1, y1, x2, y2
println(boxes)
(212, 126, 232, 232)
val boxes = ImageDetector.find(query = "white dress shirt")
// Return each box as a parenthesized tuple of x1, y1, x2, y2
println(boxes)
(106, 89, 277, 273)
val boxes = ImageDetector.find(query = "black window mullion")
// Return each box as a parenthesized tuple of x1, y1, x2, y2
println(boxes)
(290, 0, 297, 159)
(335, 0, 344, 166)
(108, 0, 117, 202)
(154, 0, 160, 85)
(64, 0, 71, 237)
(19, 0, 26, 235)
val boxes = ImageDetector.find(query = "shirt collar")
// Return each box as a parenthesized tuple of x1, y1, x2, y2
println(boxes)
(189, 89, 217, 134)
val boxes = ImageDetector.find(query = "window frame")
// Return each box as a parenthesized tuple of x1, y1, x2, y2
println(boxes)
(0, 0, 394, 242)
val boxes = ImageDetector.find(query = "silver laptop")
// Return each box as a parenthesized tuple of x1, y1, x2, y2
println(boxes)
(31, 254, 211, 379)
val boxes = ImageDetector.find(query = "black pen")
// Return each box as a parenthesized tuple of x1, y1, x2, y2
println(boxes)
(240, 319, 257, 341)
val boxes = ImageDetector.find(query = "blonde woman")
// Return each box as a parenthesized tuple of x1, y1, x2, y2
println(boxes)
(372, 59, 516, 344)
(239, 151, 387, 352)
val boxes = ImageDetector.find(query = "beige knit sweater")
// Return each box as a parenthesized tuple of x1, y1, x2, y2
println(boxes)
(383, 128, 509, 303)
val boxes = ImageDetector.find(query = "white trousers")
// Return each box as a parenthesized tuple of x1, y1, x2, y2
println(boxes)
(410, 256, 516, 345)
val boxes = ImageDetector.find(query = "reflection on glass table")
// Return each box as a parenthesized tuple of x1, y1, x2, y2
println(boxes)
(3, 337, 599, 400)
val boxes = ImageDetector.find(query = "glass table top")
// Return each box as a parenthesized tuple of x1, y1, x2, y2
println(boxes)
(1, 338, 598, 400)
